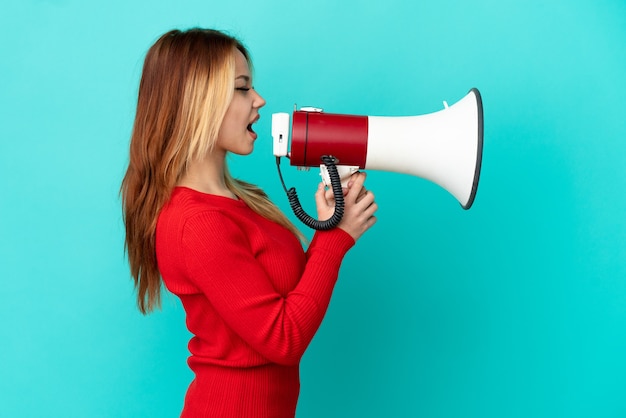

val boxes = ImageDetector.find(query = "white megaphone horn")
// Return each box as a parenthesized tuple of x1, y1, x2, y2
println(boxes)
(272, 88, 484, 230)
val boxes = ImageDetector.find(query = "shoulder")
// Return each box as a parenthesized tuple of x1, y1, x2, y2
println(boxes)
(158, 187, 252, 228)
(159, 186, 301, 253)
(157, 187, 248, 244)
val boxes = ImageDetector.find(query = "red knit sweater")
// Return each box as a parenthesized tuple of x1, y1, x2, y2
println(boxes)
(155, 187, 354, 417)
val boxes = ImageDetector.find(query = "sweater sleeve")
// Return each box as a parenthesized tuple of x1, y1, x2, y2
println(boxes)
(181, 210, 354, 366)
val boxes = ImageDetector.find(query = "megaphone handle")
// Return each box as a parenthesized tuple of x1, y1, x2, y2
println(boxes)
(282, 155, 345, 231)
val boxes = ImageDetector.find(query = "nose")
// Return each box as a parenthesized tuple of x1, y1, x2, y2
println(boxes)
(253, 89, 266, 109)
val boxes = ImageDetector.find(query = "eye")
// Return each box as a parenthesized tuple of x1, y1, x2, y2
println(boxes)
(235, 87, 251, 93)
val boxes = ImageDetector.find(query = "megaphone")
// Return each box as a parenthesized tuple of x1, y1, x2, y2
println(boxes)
(272, 88, 483, 230)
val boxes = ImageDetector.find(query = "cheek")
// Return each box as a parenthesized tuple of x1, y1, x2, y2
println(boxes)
(218, 113, 239, 137)
(217, 99, 248, 140)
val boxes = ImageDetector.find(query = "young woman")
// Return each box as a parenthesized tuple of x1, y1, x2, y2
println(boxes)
(121, 28, 377, 417)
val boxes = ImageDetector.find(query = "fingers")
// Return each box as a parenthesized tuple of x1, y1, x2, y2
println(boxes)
(324, 186, 348, 202)
(348, 172, 374, 205)
(337, 172, 378, 240)
(316, 172, 377, 239)
(356, 189, 376, 210)
(354, 186, 369, 203)
(344, 172, 366, 202)
(354, 190, 377, 226)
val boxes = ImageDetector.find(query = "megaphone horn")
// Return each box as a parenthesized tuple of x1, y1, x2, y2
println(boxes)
(272, 88, 484, 228)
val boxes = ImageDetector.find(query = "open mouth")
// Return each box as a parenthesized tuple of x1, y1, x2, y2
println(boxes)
(246, 121, 258, 140)
(247, 116, 259, 136)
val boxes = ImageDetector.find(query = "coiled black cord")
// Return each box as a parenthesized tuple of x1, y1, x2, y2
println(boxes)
(276, 155, 345, 230)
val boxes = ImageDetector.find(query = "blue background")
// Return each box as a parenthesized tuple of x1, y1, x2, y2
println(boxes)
(1, 0, 625, 417)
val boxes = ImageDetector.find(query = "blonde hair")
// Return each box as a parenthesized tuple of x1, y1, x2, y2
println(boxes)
(121, 28, 302, 314)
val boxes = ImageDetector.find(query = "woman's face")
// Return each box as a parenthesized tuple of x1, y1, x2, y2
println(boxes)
(215, 49, 266, 156)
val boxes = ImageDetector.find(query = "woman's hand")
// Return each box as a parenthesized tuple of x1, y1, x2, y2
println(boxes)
(314, 172, 378, 241)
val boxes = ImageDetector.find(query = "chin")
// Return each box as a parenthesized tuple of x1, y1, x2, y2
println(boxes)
(231, 145, 255, 156)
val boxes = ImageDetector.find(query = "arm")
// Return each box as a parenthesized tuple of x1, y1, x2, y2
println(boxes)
(182, 212, 354, 366)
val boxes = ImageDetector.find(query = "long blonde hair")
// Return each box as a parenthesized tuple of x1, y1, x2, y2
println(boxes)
(121, 28, 302, 314)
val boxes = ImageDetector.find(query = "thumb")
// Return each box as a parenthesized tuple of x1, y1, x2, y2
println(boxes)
(314, 182, 328, 209)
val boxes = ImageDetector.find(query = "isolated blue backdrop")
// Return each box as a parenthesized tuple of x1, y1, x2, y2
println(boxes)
(1, 0, 625, 417)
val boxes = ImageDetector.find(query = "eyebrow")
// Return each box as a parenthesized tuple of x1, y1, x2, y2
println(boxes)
(236, 75, 251, 83)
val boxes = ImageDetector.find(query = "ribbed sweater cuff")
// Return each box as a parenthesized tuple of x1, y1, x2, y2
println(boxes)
(307, 228, 355, 260)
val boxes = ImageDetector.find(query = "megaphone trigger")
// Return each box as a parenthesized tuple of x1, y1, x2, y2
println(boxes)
(320, 165, 360, 188)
